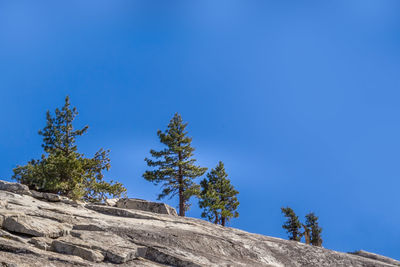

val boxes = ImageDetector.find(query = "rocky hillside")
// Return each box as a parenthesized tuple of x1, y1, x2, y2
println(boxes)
(0, 180, 398, 267)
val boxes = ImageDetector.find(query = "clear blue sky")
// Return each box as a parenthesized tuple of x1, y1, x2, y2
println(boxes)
(1, 0, 400, 260)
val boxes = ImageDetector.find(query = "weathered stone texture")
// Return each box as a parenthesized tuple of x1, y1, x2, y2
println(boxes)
(0, 180, 398, 267)
(2, 215, 72, 238)
(0, 180, 30, 195)
(116, 198, 178, 216)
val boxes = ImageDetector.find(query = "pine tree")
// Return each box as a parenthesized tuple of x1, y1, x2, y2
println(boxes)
(281, 207, 302, 241)
(12, 96, 126, 201)
(305, 212, 323, 246)
(199, 161, 239, 226)
(143, 113, 207, 216)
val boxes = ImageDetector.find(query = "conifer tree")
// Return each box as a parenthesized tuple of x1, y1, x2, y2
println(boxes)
(199, 161, 239, 226)
(143, 113, 207, 216)
(305, 212, 323, 246)
(281, 207, 302, 241)
(12, 96, 126, 201)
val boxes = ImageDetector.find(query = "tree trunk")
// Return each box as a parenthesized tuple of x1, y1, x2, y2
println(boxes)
(214, 211, 219, 224)
(302, 224, 311, 245)
(178, 151, 184, 217)
(221, 217, 226, 226)
(178, 180, 185, 217)
(220, 191, 225, 226)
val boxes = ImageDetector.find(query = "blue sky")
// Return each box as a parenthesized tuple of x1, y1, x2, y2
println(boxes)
(1, 0, 400, 260)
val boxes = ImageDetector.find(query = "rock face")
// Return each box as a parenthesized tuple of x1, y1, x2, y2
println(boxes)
(350, 251, 400, 266)
(115, 198, 178, 216)
(0, 180, 30, 195)
(0, 180, 398, 267)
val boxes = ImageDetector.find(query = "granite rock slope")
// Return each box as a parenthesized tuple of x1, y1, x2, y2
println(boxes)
(0, 180, 398, 267)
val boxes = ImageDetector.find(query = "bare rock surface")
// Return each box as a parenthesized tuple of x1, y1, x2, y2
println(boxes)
(30, 190, 69, 202)
(116, 198, 178, 216)
(0, 180, 398, 267)
(0, 180, 30, 195)
(350, 250, 400, 266)
(3, 215, 72, 238)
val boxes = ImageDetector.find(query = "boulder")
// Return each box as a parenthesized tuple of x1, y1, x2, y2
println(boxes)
(2, 215, 72, 238)
(30, 190, 69, 202)
(104, 198, 119, 207)
(116, 198, 178, 216)
(0, 180, 30, 195)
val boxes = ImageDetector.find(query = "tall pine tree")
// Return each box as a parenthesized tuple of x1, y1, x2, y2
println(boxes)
(12, 96, 126, 201)
(281, 207, 302, 241)
(199, 161, 239, 226)
(305, 212, 323, 246)
(143, 113, 207, 216)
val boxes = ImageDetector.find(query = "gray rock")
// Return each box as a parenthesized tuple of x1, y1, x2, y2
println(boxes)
(30, 190, 69, 202)
(144, 247, 203, 267)
(104, 198, 119, 207)
(0, 237, 89, 266)
(85, 204, 157, 220)
(0, 179, 398, 267)
(0, 199, 8, 209)
(72, 223, 106, 232)
(0, 229, 27, 243)
(61, 198, 86, 207)
(51, 239, 105, 262)
(0, 237, 39, 255)
(116, 198, 178, 216)
(66, 230, 147, 263)
(29, 237, 53, 251)
(2, 215, 72, 238)
(0, 180, 30, 195)
(351, 250, 400, 266)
